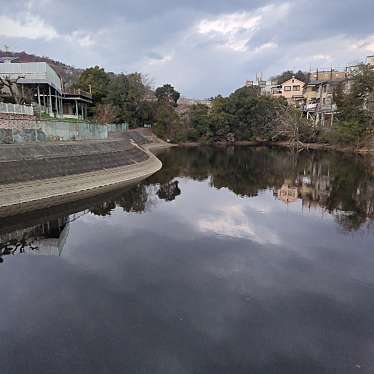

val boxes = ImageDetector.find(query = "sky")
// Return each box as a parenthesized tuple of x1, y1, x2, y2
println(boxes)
(0, 0, 374, 98)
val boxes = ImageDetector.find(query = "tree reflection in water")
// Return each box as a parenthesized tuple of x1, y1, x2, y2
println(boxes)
(148, 147, 374, 231)
(0, 236, 39, 262)
(87, 146, 374, 232)
(1, 146, 374, 263)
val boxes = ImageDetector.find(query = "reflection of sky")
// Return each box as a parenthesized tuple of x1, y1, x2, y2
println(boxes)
(2, 177, 374, 373)
(75, 177, 358, 254)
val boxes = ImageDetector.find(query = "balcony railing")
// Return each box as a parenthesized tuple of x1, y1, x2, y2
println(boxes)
(304, 103, 337, 112)
(63, 89, 92, 100)
(0, 102, 34, 116)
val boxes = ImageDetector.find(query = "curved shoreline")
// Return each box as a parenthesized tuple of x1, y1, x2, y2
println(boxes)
(0, 143, 164, 218)
(179, 140, 374, 154)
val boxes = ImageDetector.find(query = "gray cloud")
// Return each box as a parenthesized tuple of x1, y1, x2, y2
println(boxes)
(0, 0, 373, 97)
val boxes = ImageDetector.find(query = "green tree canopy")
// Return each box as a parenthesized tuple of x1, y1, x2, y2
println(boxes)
(335, 64, 374, 127)
(155, 84, 180, 106)
(273, 70, 309, 84)
(102, 73, 153, 126)
(78, 66, 110, 104)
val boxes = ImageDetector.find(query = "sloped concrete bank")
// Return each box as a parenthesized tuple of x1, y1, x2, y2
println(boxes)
(0, 136, 165, 218)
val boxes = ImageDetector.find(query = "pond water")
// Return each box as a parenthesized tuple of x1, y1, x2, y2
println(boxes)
(1, 146, 374, 374)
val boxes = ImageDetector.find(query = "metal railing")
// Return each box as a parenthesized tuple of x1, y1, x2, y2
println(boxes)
(304, 103, 337, 113)
(0, 102, 34, 116)
(63, 89, 92, 100)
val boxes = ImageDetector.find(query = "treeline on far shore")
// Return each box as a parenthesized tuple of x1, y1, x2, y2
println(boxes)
(75, 64, 374, 149)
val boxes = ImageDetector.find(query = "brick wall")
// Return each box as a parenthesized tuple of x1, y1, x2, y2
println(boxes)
(0, 113, 36, 129)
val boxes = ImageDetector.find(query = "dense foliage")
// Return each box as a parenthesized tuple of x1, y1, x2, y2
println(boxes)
(75, 66, 314, 144)
(167, 64, 374, 147)
(85, 147, 374, 232)
(155, 84, 180, 106)
(3, 53, 372, 148)
(164, 86, 315, 145)
(76, 66, 180, 128)
(325, 64, 374, 145)
(272, 70, 309, 84)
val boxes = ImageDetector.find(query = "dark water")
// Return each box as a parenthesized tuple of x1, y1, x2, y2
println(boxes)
(1, 146, 374, 374)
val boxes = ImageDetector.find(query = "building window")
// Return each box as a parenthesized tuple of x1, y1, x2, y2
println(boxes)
(284, 86, 291, 91)
(293, 85, 300, 91)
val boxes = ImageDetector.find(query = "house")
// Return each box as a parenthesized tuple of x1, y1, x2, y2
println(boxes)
(307, 78, 351, 108)
(273, 76, 305, 106)
(303, 78, 347, 126)
(276, 181, 299, 204)
(245, 78, 278, 96)
(62, 89, 92, 120)
(0, 58, 92, 120)
(304, 79, 345, 108)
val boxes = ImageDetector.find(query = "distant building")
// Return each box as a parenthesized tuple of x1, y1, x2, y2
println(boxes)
(345, 55, 374, 76)
(310, 69, 347, 81)
(177, 97, 212, 107)
(304, 79, 344, 107)
(272, 76, 305, 106)
(245, 78, 279, 96)
(276, 182, 299, 204)
(303, 78, 346, 126)
(0, 59, 92, 120)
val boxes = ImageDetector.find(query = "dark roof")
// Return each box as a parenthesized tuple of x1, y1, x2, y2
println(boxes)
(308, 80, 325, 85)
(307, 77, 348, 86)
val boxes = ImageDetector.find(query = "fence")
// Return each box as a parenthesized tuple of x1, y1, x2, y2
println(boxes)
(304, 103, 337, 113)
(0, 121, 129, 144)
(0, 103, 34, 116)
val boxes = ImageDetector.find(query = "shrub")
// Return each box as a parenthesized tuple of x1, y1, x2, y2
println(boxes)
(325, 120, 365, 145)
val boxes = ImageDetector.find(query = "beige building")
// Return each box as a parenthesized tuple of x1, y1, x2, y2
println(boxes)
(272, 76, 305, 106)
(277, 182, 299, 204)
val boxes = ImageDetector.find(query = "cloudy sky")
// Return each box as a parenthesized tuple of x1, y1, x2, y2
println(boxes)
(0, 0, 374, 98)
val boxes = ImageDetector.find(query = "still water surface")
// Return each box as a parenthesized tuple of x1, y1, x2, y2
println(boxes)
(1, 147, 374, 374)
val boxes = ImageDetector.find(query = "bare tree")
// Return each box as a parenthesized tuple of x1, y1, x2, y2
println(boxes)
(0, 74, 27, 104)
(95, 103, 117, 124)
(272, 106, 317, 150)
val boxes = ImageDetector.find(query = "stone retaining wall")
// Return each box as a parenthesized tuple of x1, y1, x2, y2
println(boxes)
(0, 129, 167, 217)
(0, 113, 36, 129)
(0, 154, 161, 218)
(0, 139, 148, 185)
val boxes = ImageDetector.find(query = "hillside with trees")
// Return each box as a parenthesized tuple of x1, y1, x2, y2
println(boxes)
(2, 50, 374, 149)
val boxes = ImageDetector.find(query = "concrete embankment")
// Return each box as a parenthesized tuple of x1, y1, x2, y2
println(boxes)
(0, 132, 166, 217)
